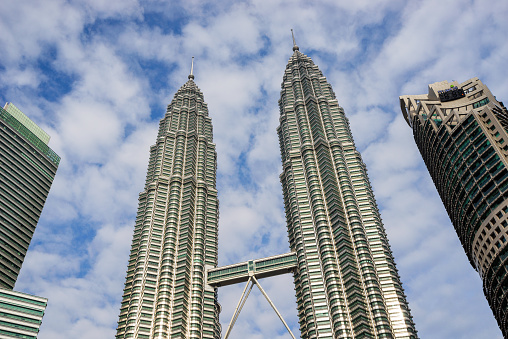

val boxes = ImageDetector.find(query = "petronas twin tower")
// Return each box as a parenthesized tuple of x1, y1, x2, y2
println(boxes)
(116, 40, 417, 338)
(116, 72, 221, 338)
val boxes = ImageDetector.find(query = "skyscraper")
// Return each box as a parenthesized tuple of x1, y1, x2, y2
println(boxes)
(275, 42, 416, 338)
(0, 102, 57, 337)
(0, 102, 60, 289)
(400, 77, 508, 336)
(117, 43, 418, 338)
(116, 69, 221, 339)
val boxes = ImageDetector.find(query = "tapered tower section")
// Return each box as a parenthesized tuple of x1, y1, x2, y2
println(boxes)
(116, 72, 220, 338)
(277, 45, 417, 338)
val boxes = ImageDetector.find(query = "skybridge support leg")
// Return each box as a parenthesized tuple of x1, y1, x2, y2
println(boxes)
(229, 280, 254, 336)
(223, 275, 296, 339)
(251, 276, 296, 339)
(224, 277, 254, 339)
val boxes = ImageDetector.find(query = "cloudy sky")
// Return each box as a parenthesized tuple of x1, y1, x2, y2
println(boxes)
(1, 0, 507, 338)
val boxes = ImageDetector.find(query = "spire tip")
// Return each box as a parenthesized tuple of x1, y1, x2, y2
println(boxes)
(291, 29, 299, 51)
(188, 56, 195, 80)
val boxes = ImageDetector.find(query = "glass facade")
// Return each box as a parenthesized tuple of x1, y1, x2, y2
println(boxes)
(3, 103, 51, 146)
(0, 106, 59, 166)
(278, 46, 416, 338)
(0, 105, 59, 289)
(116, 75, 220, 339)
(400, 77, 508, 336)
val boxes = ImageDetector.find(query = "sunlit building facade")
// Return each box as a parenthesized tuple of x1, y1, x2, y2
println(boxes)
(400, 77, 508, 336)
(277, 44, 417, 338)
(117, 44, 419, 338)
(116, 73, 221, 339)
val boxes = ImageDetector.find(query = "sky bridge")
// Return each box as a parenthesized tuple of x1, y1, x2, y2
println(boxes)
(206, 252, 297, 287)
(206, 252, 298, 339)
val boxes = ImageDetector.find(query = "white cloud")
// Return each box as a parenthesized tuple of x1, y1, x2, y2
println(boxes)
(0, 67, 41, 88)
(3, 0, 508, 338)
(0, 0, 84, 64)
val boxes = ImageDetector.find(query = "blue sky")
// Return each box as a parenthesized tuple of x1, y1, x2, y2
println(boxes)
(1, 0, 507, 338)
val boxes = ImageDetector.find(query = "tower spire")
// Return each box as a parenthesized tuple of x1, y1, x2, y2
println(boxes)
(188, 56, 195, 80)
(291, 29, 299, 51)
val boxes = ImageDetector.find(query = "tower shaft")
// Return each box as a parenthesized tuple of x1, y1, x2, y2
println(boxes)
(116, 79, 220, 339)
(278, 50, 416, 338)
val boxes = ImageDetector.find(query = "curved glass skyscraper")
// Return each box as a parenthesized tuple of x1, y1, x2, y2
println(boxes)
(400, 77, 508, 336)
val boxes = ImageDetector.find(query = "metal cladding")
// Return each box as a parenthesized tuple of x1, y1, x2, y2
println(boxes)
(0, 104, 59, 289)
(277, 49, 417, 338)
(116, 77, 220, 338)
(400, 77, 508, 336)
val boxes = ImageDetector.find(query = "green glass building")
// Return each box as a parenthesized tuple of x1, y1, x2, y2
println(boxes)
(116, 72, 221, 339)
(276, 44, 417, 338)
(400, 78, 508, 336)
(0, 102, 55, 337)
(0, 103, 60, 289)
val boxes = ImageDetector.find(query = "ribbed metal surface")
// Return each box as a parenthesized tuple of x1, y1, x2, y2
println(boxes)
(116, 78, 220, 339)
(278, 49, 416, 338)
